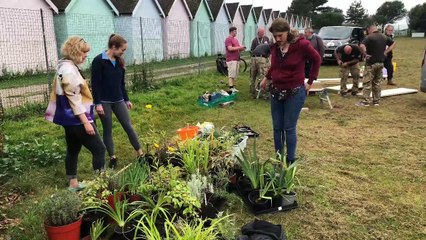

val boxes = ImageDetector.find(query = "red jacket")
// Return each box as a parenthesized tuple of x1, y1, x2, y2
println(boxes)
(266, 36, 321, 90)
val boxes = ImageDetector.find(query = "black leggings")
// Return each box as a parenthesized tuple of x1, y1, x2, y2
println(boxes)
(64, 123, 106, 179)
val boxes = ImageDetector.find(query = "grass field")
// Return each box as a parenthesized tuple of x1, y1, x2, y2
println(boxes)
(1, 37, 425, 239)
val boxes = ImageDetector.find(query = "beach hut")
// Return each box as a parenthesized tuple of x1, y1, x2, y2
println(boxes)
(50, 0, 118, 67)
(157, 0, 193, 59)
(0, 0, 58, 73)
(187, 0, 214, 57)
(241, 5, 256, 50)
(110, 0, 165, 63)
(208, 0, 231, 55)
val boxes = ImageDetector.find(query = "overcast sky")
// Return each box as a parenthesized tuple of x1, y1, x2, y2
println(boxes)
(225, 0, 423, 29)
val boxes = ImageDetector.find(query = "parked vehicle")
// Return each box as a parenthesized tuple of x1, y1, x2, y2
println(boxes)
(318, 26, 365, 62)
(421, 49, 426, 93)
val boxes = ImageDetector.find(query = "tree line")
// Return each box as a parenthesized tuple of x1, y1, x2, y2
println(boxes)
(287, 0, 426, 31)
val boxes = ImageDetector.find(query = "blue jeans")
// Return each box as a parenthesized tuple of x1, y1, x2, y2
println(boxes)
(270, 86, 306, 162)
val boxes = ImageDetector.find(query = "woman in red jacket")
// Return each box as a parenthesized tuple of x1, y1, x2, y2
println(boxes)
(260, 18, 321, 164)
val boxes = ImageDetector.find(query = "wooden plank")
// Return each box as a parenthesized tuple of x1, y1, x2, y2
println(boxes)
(325, 83, 363, 92)
(356, 88, 418, 97)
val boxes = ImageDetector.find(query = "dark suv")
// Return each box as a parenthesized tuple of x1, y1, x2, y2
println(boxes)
(318, 26, 365, 62)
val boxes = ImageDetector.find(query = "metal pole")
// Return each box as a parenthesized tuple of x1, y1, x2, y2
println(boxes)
(40, 9, 51, 94)
(139, 17, 145, 64)
(197, 21, 201, 75)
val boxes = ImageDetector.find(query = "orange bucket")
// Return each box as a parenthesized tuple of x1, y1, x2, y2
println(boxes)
(177, 126, 199, 140)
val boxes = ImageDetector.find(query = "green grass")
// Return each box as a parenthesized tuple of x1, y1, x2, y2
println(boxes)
(1, 37, 425, 239)
(0, 52, 250, 89)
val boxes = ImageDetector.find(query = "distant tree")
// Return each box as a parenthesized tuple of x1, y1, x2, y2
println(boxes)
(287, 0, 328, 17)
(312, 8, 345, 29)
(374, 1, 407, 30)
(407, 3, 426, 32)
(345, 1, 368, 25)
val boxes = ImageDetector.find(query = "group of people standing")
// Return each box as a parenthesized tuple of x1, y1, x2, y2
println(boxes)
(45, 34, 143, 191)
(334, 24, 395, 106)
(224, 20, 397, 163)
(47, 18, 397, 190)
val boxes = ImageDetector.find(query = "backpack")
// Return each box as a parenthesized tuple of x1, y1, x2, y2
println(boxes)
(237, 219, 286, 240)
(216, 54, 228, 75)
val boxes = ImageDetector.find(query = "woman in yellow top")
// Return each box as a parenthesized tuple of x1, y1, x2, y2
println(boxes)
(45, 36, 106, 191)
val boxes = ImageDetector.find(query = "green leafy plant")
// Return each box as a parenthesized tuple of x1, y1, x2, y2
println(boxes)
(236, 142, 263, 190)
(0, 136, 64, 181)
(130, 63, 156, 92)
(269, 154, 299, 195)
(215, 211, 236, 240)
(80, 170, 115, 209)
(164, 214, 231, 240)
(119, 162, 150, 194)
(165, 179, 201, 217)
(90, 219, 109, 240)
(133, 193, 170, 239)
(85, 192, 140, 229)
(43, 190, 82, 226)
(146, 164, 183, 193)
(178, 139, 210, 175)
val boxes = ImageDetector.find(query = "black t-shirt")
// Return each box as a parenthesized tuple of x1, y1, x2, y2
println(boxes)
(336, 44, 361, 63)
(362, 32, 394, 65)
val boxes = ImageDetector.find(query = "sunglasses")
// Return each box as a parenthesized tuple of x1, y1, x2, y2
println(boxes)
(79, 38, 86, 43)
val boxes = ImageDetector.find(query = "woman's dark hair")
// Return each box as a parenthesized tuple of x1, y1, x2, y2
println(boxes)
(108, 34, 127, 68)
(269, 18, 295, 43)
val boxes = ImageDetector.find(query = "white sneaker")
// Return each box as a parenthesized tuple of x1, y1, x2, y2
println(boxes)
(230, 88, 239, 93)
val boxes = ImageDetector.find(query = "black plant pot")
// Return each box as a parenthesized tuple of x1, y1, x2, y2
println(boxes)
(205, 192, 226, 209)
(139, 153, 155, 166)
(80, 211, 107, 238)
(113, 222, 136, 240)
(168, 152, 183, 167)
(237, 176, 253, 196)
(247, 190, 271, 211)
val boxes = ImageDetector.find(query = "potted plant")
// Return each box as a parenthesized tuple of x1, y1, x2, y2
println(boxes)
(43, 190, 83, 240)
(236, 142, 271, 210)
(82, 219, 108, 240)
(178, 138, 210, 175)
(85, 192, 141, 240)
(164, 213, 232, 240)
(164, 179, 201, 218)
(119, 162, 150, 202)
(269, 154, 299, 206)
(133, 193, 171, 239)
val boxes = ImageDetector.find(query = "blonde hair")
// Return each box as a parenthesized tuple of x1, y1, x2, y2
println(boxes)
(61, 36, 90, 64)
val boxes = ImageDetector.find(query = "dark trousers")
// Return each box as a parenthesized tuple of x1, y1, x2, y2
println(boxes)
(384, 56, 394, 81)
(270, 87, 306, 163)
(304, 61, 311, 79)
(64, 123, 106, 179)
(100, 101, 141, 157)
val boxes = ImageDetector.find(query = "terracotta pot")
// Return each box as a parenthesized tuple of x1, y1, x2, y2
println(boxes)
(107, 192, 125, 211)
(126, 194, 142, 203)
(44, 217, 82, 240)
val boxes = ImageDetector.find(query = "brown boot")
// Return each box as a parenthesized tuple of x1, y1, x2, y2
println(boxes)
(387, 80, 396, 85)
